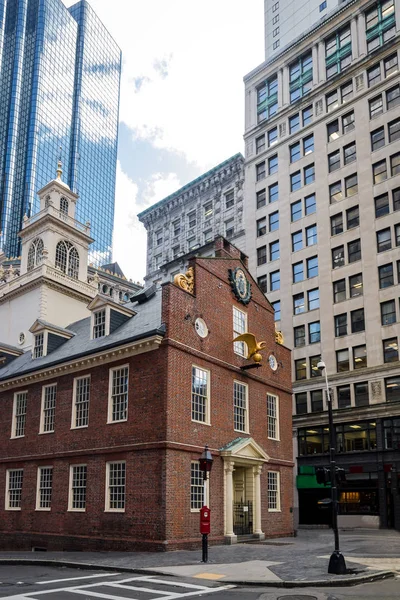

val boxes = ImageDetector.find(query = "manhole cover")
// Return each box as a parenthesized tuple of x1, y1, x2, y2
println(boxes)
(277, 596, 317, 600)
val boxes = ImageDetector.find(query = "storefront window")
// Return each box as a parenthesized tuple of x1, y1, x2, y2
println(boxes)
(383, 418, 400, 449)
(338, 490, 379, 515)
(299, 421, 377, 455)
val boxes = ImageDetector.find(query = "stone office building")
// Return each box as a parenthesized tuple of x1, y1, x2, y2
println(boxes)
(244, 0, 400, 529)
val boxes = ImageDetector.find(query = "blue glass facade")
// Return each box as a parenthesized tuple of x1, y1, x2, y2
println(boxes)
(0, 0, 121, 262)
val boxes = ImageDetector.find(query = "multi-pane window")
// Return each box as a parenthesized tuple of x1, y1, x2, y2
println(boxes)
(256, 189, 266, 209)
(390, 152, 400, 176)
(342, 111, 355, 133)
(269, 155, 278, 174)
(385, 376, 400, 401)
(347, 206, 359, 229)
(296, 393, 308, 415)
(225, 218, 234, 238)
(6, 470, 23, 510)
(383, 417, 400, 448)
(291, 200, 302, 221)
(349, 273, 363, 297)
(173, 219, 180, 237)
(377, 228, 391, 252)
(256, 135, 265, 154)
(55, 240, 79, 279)
(268, 127, 278, 146)
(348, 239, 361, 263)
(344, 142, 356, 165)
(332, 245, 345, 268)
(389, 118, 400, 143)
(325, 26, 351, 78)
(311, 390, 323, 412)
(289, 113, 300, 134)
(333, 279, 346, 303)
(375, 193, 390, 217)
(309, 321, 321, 343)
(351, 308, 365, 333)
(257, 275, 267, 293)
(106, 462, 126, 511)
(345, 174, 358, 196)
(267, 394, 279, 439)
(303, 134, 314, 155)
(354, 382, 369, 407)
(69, 465, 87, 511)
(381, 299, 396, 325)
(307, 256, 318, 278)
(290, 142, 301, 163)
(37, 467, 53, 510)
(270, 270, 280, 291)
(93, 309, 106, 339)
(353, 345, 367, 369)
(12, 392, 27, 438)
(328, 150, 340, 172)
(27, 238, 44, 272)
(327, 119, 339, 142)
(225, 190, 234, 208)
(257, 217, 266, 237)
(373, 159, 388, 184)
(269, 183, 279, 203)
(310, 355, 321, 378)
(267, 471, 280, 511)
(233, 307, 247, 356)
(326, 89, 339, 112)
(33, 333, 44, 359)
(304, 164, 315, 185)
(365, 0, 395, 53)
(338, 385, 351, 409)
(295, 358, 307, 380)
(306, 224, 317, 246)
(379, 263, 394, 288)
(257, 76, 278, 123)
(330, 181, 343, 204)
(291, 171, 301, 192)
(190, 462, 204, 510)
(341, 80, 353, 103)
(336, 349, 349, 372)
(292, 231, 303, 252)
(303, 105, 313, 126)
(335, 314, 347, 337)
(369, 95, 383, 118)
(269, 211, 279, 231)
(293, 293, 305, 315)
(109, 366, 129, 423)
(371, 127, 385, 151)
(385, 52, 398, 77)
(305, 193, 316, 215)
(331, 213, 343, 235)
(191, 366, 209, 423)
(293, 262, 304, 283)
(271, 300, 281, 321)
(308, 288, 319, 310)
(289, 52, 313, 102)
(234, 382, 248, 432)
(386, 84, 400, 110)
(294, 325, 306, 347)
(394, 188, 400, 210)
(383, 337, 399, 362)
(269, 241, 280, 261)
(368, 63, 381, 86)
(256, 162, 266, 181)
(72, 376, 90, 428)
(257, 246, 267, 266)
(41, 385, 56, 433)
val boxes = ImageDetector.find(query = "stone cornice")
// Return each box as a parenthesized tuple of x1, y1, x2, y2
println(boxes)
(0, 335, 164, 389)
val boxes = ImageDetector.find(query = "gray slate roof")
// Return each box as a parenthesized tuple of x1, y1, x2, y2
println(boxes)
(0, 289, 164, 382)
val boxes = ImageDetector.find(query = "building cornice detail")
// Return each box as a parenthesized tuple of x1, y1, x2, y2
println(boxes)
(0, 335, 164, 389)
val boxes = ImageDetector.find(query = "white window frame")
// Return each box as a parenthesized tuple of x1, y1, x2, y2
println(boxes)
(105, 461, 126, 512)
(191, 365, 210, 425)
(190, 461, 209, 512)
(71, 376, 90, 429)
(68, 464, 87, 512)
(267, 393, 280, 440)
(36, 466, 53, 511)
(91, 308, 108, 339)
(233, 307, 248, 357)
(39, 384, 57, 434)
(33, 331, 47, 358)
(107, 365, 129, 424)
(11, 390, 28, 438)
(267, 471, 281, 512)
(233, 381, 249, 433)
(5, 469, 23, 510)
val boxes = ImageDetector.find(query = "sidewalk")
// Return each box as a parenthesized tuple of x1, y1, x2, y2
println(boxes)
(0, 529, 399, 587)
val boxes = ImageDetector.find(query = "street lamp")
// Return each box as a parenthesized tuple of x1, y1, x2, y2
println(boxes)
(198, 445, 213, 563)
(317, 360, 347, 575)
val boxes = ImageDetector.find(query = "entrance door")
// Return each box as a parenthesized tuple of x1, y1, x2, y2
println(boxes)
(232, 467, 253, 535)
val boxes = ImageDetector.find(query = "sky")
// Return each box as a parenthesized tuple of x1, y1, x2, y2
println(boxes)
(65, 0, 265, 284)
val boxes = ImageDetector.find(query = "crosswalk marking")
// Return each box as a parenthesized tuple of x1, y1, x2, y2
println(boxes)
(36, 573, 120, 585)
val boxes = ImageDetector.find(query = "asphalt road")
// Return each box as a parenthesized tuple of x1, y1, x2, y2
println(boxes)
(0, 565, 399, 600)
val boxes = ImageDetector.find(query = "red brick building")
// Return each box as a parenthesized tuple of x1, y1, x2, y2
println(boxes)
(0, 237, 293, 551)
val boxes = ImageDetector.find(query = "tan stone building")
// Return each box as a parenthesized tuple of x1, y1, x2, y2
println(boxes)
(244, 0, 400, 529)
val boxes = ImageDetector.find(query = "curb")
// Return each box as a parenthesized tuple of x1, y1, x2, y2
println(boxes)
(0, 559, 395, 588)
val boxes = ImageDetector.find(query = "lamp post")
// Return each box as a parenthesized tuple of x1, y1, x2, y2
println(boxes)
(317, 360, 347, 575)
(198, 445, 213, 563)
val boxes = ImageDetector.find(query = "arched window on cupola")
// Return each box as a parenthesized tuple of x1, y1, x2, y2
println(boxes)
(60, 197, 69, 218)
(27, 238, 44, 272)
(55, 240, 80, 279)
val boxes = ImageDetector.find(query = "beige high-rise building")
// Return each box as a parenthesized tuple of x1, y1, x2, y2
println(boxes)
(245, 0, 400, 529)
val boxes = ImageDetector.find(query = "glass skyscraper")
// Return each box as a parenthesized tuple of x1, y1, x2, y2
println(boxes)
(0, 0, 121, 262)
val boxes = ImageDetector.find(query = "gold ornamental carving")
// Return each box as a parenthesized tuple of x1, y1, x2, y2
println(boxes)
(275, 329, 284, 345)
(233, 333, 266, 363)
(173, 267, 194, 294)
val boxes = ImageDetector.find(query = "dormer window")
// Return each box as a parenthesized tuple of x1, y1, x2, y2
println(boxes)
(93, 309, 106, 339)
(27, 238, 44, 272)
(55, 240, 79, 279)
(60, 197, 69, 217)
(33, 333, 44, 358)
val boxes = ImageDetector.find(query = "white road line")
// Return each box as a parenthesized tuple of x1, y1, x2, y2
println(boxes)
(65, 590, 134, 600)
(36, 573, 120, 585)
(106, 582, 174, 596)
(151, 585, 236, 600)
(118, 576, 214, 590)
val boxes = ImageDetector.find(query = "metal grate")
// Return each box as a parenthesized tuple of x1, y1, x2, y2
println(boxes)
(233, 500, 253, 535)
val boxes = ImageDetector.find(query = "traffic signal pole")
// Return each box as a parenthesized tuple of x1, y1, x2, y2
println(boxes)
(322, 366, 347, 575)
